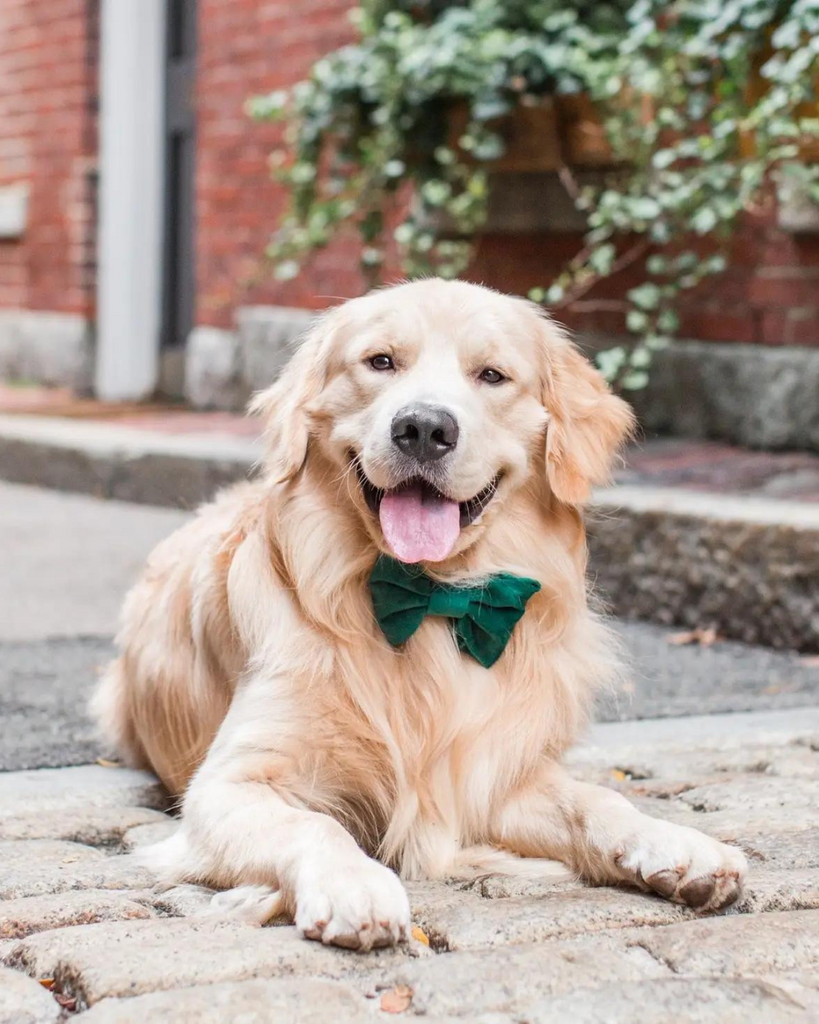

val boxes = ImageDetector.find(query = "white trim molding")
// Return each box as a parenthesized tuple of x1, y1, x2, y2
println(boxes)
(95, 0, 166, 401)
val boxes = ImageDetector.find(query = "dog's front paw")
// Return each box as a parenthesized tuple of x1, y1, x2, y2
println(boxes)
(293, 854, 410, 951)
(614, 819, 747, 912)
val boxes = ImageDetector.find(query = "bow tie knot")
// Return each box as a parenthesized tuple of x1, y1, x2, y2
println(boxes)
(426, 587, 473, 620)
(369, 556, 541, 668)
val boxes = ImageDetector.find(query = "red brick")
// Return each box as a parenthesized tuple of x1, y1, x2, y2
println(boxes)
(680, 307, 758, 344)
(3, 0, 816, 348)
(194, 0, 362, 327)
(785, 310, 819, 346)
(759, 309, 789, 345)
(747, 273, 817, 307)
(0, 0, 97, 316)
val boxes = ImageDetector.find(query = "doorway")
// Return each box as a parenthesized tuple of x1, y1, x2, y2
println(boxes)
(159, 0, 197, 392)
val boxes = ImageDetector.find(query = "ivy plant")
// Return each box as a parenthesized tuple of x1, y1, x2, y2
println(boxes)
(250, 0, 819, 389)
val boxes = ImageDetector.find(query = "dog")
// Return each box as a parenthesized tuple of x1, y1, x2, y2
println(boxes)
(94, 279, 746, 951)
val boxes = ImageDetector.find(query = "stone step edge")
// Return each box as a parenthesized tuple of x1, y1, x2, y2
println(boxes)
(589, 484, 819, 651)
(0, 413, 817, 647)
(592, 483, 819, 531)
(2, 413, 817, 526)
(0, 413, 259, 508)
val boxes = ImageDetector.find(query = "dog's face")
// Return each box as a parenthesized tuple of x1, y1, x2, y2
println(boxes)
(254, 280, 634, 564)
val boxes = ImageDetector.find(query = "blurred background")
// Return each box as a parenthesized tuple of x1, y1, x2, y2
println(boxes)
(0, 0, 818, 772)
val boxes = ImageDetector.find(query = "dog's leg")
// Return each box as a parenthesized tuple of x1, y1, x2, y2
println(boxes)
(149, 679, 412, 954)
(167, 754, 411, 950)
(493, 763, 746, 912)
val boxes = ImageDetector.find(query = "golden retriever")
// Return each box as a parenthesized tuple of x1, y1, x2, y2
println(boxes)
(94, 279, 746, 950)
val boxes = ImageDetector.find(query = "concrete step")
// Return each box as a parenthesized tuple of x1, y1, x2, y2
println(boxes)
(589, 485, 819, 652)
(0, 411, 816, 650)
(0, 412, 258, 509)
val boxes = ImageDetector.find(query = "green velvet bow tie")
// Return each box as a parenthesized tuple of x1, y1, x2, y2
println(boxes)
(369, 555, 541, 668)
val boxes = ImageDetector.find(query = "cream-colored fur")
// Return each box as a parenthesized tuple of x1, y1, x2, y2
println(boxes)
(94, 279, 746, 950)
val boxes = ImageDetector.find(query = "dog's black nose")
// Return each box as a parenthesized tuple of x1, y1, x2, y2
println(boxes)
(391, 404, 459, 463)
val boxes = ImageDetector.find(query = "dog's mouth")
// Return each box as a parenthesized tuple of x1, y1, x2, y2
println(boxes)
(352, 458, 499, 564)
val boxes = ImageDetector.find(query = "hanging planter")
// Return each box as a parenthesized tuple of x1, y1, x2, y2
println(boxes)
(251, 0, 819, 391)
(448, 94, 615, 174)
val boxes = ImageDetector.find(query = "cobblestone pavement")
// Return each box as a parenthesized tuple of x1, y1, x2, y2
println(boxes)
(2, 708, 819, 1022)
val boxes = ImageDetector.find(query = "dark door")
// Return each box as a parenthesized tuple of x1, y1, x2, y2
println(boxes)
(161, 0, 197, 352)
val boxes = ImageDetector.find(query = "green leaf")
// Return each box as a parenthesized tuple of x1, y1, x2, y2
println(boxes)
(596, 346, 627, 381)
(628, 283, 662, 311)
(629, 346, 652, 368)
(471, 134, 506, 161)
(620, 370, 650, 391)
(589, 243, 616, 274)
(657, 309, 679, 333)
(630, 197, 662, 219)
(626, 309, 649, 332)
(274, 260, 300, 281)
(691, 207, 719, 234)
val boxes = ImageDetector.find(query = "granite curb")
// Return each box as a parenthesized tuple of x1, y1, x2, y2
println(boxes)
(1, 415, 817, 648)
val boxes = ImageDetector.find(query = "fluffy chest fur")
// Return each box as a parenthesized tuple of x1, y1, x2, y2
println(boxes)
(217, 479, 612, 880)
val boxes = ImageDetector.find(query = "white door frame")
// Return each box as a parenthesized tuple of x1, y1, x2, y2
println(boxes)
(95, 0, 166, 401)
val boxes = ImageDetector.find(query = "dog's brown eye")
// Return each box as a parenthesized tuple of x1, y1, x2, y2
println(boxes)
(369, 354, 394, 371)
(479, 367, 506, 384)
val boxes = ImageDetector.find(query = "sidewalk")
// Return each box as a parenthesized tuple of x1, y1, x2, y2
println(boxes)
(1, 707, 819, 1022)
(0, 386, 818, 649)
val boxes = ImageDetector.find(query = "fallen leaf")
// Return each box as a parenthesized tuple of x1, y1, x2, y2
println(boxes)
(380, 985, 414, 1014)
(411, 925, 429, 947)
(95, 758, 122, 768)
(55, 994, 77, 1011)
(667, 627, 719, 647)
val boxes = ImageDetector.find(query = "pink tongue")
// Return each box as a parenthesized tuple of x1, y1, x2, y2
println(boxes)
(379, 484, 461, 563)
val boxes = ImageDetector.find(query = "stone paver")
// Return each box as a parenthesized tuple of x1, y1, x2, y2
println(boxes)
(0, 889, 156, 940)
(1, 709, 819, 1020)
(4, 919, 426, 1008)
(740, 829, 819, 870)
(413, 885, 694, 952)
(393, 935, 670, 1017)
(0, 765, 167, 843)
(77, 979, 380, 1024)
(630, 909, 819, 976)
(0, 964, 61, 1024)
(732, 868, 819, 915)
(0, 840, 151, 899)
(0, 764, 165, 820)
(525, 977, 816, 1024)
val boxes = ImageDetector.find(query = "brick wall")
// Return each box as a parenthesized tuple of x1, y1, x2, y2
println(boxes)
(0, 0, 98, 317)
(0, 0, 815, 349)
(193, 0, 819, 348)
(469, 210, 819, 349)
(195, 0, 364, 329)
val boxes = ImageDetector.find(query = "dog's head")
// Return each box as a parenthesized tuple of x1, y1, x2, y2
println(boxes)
(253, 280, 634, 564)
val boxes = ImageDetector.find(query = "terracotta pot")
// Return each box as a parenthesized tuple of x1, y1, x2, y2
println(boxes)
(448, 95, 616, 172)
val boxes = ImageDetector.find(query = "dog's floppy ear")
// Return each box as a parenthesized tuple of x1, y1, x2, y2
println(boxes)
(542, 336, 635, 505)
(249, 314, 333, 483)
